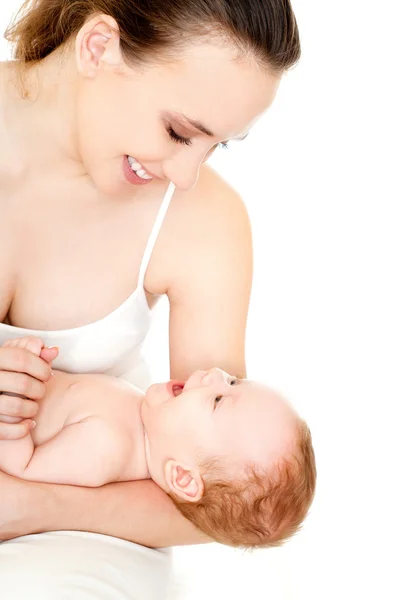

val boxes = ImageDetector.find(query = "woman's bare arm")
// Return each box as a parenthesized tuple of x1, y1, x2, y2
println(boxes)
(0, 472, 209, 546)
(166, 170, 253, 380)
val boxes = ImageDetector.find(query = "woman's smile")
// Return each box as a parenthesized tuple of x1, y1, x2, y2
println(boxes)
(123, 155, 154, 185)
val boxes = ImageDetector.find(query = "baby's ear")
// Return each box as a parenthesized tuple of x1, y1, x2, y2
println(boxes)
(164, 460, 204, 503)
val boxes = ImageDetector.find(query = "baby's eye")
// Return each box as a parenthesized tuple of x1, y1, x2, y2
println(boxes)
(228, 377, 238, 386)
(214, 395, 223, 408)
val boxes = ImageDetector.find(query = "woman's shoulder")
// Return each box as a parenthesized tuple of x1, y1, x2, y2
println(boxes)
(147, 165, 252, 294)
(170, 165, 250, 233)
(184, 164, 243, 206)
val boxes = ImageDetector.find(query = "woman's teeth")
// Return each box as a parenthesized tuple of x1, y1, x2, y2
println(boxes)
(127, 156, 152, 180)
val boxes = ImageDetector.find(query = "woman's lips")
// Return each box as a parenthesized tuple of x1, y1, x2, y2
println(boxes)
(122, 155, 153, 185)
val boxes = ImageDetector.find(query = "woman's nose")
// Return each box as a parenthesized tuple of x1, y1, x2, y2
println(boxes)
(162, 151, 204, 192)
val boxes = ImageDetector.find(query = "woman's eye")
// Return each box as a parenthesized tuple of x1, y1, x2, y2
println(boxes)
(167, 126, 192, 147)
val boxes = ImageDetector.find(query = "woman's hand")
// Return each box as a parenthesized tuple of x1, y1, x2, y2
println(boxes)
(0, 339, 58, 440)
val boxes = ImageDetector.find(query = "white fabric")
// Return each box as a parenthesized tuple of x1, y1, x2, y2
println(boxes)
(0, 182, 176, 599)
(0, 532, 172, 599)
(137, 181, 176, 288)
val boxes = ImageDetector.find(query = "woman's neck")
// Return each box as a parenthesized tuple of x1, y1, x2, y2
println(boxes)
(1, 50, 85, 176)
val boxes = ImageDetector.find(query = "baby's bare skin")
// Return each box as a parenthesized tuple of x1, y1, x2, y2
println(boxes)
(0, 338, 149, 486)
(0, 338, 300, 504)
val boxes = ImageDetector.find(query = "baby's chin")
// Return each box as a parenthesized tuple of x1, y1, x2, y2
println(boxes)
(143, 382, 165, 405)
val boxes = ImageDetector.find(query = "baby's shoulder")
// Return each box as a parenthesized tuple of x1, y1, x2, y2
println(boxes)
(63, 373, 143, 425)
(67, 373, 143, 397)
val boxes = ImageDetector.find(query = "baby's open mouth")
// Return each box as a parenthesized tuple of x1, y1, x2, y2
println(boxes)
(172, 382, 185, 397)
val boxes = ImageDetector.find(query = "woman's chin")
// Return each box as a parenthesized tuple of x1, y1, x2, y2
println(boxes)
(81, 161, 125, 197)
(90, 175, 124, 197)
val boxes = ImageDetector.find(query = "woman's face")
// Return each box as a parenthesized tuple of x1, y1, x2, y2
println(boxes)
(74, 22, 280, 196)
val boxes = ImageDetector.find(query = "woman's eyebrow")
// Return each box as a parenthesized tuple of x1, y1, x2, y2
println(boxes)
(176, 113, 214, 137)
(169, 112, 250, 142)
(185, 118, 250, 143)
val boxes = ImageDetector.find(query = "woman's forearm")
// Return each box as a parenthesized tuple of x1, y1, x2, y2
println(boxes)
(18, 478, 210, 547)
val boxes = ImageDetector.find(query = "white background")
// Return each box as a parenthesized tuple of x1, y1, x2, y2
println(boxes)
(1, 1, 400, 599)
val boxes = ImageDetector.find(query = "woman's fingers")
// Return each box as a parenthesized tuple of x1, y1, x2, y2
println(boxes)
(0, 337, 50, 440)
(0, 419, 35, 440)
(0, 344, 52, 440)
(0, 391, 38, 440)
(0, 347, 53, 382)
(0, 371, 46, 401)
(0, 393, 39, 419)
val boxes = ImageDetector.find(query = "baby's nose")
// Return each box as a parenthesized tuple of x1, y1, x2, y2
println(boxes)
(202, 368, 226, 386)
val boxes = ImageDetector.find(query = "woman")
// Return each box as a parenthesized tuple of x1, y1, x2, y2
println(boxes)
(0, 0, 300, 597)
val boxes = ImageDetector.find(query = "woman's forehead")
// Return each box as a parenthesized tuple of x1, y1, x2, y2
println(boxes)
(143, 44, 279, 137)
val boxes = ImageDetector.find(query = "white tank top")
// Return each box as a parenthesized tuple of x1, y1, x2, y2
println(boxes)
(0, 182, 176, 391)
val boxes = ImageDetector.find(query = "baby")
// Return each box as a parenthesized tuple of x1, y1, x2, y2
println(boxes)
(0, 337, 316, 548)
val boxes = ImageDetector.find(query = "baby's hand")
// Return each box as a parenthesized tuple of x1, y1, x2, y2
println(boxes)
(2, 337, 58, 365)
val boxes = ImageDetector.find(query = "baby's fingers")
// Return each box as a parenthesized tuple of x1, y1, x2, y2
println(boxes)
(7, 337, 44, 355)
(40, 347, 58, 364)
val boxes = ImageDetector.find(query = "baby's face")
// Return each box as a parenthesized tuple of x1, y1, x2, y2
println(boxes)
(141, 369, 299, 495)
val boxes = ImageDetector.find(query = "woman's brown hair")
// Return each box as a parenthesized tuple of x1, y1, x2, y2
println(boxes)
(5, 0, 300, 73)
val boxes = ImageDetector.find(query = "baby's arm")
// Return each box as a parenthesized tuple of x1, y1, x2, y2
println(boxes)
(0, 338, 135, 486)
(5, 417, 129, 486)
(0, 426, 35, 476)
(0, 380, 135, 486)
(0, 415, 126, 486)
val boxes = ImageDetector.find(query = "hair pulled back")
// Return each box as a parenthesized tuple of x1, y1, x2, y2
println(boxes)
(5, 0, 300, 73)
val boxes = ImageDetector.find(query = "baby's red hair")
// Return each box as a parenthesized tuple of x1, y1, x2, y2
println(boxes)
(172, 419, 316, 548)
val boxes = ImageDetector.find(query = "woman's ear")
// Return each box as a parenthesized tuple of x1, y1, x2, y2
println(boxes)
(164, 460, 204, 503)
(75, 14, 122, 78)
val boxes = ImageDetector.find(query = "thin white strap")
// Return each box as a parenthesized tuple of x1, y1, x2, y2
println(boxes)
(137, 181, 176, 287)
